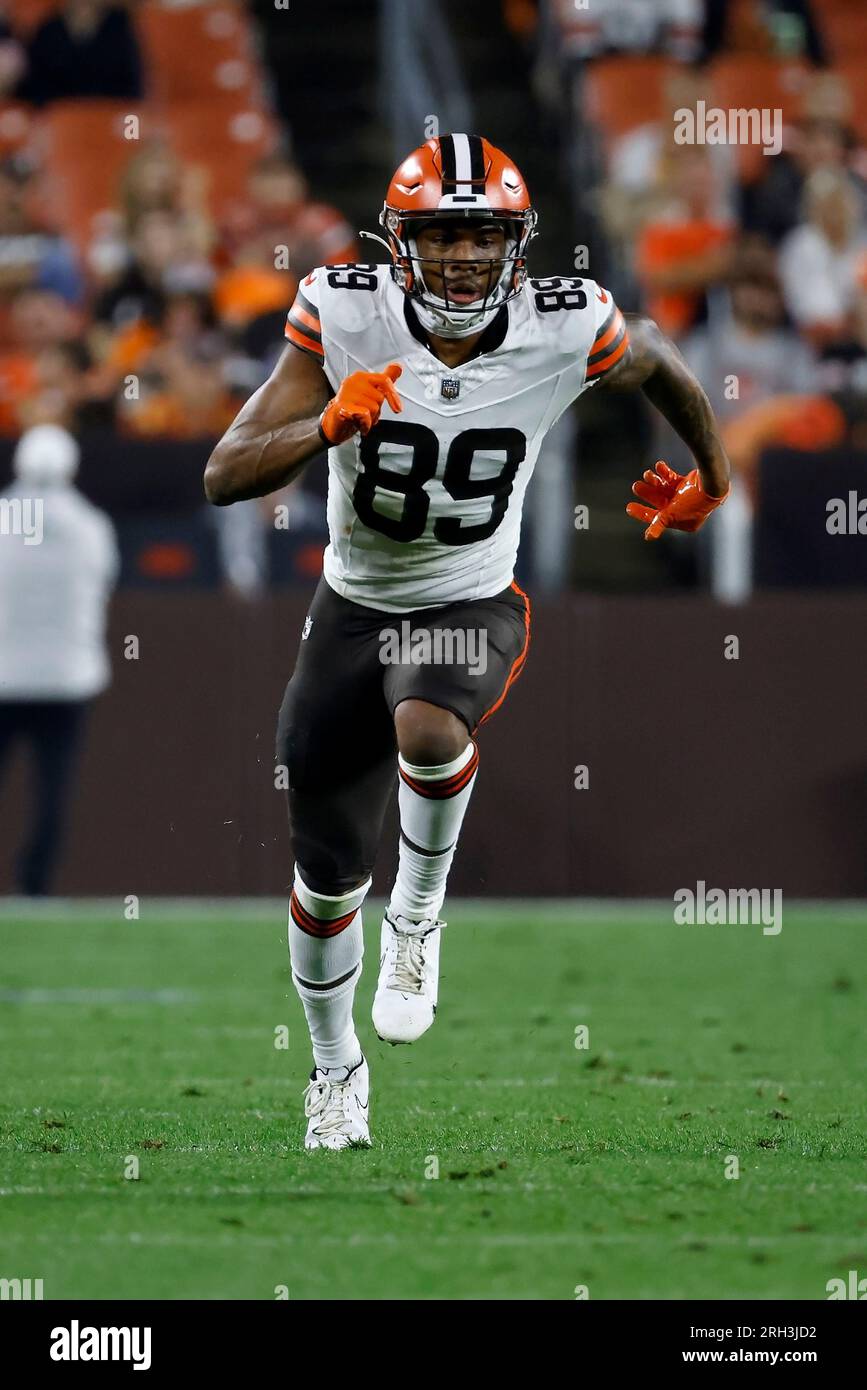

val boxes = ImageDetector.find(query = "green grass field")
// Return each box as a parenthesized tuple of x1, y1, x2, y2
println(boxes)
(1, 901, 865, 1301)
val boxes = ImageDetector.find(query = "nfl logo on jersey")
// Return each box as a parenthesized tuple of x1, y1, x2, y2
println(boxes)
(440, 378, 460, 400)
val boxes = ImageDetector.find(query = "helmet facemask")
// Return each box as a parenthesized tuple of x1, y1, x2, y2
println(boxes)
(380, 207, 537, 339)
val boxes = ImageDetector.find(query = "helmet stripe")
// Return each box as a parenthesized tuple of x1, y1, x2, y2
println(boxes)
(439, 133, 457, 191)
(467, 134, 486, 183)
(451, 132, 473, 188)
(439, 133, 487, 201)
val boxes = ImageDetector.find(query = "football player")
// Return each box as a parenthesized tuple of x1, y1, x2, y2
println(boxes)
(205, 134, 730, 1149)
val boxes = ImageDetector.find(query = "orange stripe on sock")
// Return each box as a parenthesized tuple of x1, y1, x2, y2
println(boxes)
(399, 743, 480, 799)
(290, 890, 356, 938)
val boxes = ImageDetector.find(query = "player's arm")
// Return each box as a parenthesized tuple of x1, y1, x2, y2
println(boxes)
(204, 345, 331, 505)
(596, 311, 731, 541)
(602, 313, 730, 498)
(204, 347, 404, 506)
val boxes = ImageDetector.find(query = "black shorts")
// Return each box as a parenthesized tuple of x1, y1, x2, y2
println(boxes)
(275, 575, 530, 893)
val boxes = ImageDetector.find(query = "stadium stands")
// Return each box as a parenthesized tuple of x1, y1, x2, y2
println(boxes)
(0, 0, 864, 594)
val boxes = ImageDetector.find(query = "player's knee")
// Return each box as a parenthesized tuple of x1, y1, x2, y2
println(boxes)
(393, 700, 469, 767)
(296, 864, 369, 898)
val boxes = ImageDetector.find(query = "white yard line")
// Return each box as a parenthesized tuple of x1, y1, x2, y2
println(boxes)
(0, 1226, 855, 1250)
(0, 898, 865, 922)
(3, 1180, 865, 1199)
(0, 1073, 858, 1090)
(0, 988, 198, 1005)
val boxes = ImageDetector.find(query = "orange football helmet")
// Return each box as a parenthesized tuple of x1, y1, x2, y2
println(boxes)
(370, 133, 537, 337)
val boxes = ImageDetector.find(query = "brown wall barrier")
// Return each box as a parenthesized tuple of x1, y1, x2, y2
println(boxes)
(1, 591, 865, 898)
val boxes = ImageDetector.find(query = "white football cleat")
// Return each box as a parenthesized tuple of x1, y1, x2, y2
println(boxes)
(303, 1055, 370, 1150)
(372, 911, 444, 1044)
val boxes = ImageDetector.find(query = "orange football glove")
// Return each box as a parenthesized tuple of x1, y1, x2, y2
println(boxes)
(319, 363, 402, 445)
(626, 460, 730, 541)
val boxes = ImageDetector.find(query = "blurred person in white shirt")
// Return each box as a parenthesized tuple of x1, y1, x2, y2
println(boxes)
(779, 169, 867, 350)
(550, 0, 702, 60)
(0, 424, 119, 894)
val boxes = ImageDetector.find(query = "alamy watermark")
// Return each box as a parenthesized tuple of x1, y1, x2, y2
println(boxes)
(674, 881, 782, 935)
(0, 1276, 43, 1299)
(826, 1270, 867, 1299)
(49, 1321, 151, 1370)
(0, 497, 43, 545)
(674, 102, 782, 158)
(826, 492, 867, 535)
(379, 622, 487, 676)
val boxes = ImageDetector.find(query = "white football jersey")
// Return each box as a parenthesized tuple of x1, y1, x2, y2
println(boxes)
(284, 263, 628, 611)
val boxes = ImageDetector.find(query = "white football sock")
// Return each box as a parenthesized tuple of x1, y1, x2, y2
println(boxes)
(289, 868, 369, 1071)
(388, 741, 479, 923)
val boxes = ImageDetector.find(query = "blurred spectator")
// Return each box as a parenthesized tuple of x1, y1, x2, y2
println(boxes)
(86, 144, 215, 289)
(700, 0, 827, 65)
(0, 7, 26, 96)
(155, 290, 223, 358)
(779, 168, 867, 349)
(16, 0, 143, 108)
(683, 256, 816, 421)
(742, 117, 865, 246)
(547, 0, 702, 61)
(0, 160, 83, 310)
(118, 337, 240, 439)
(719, 389, 846, 500)
(21, 340, 112, 433)
(0, 288, 82, 434)
(11, 286, 85, 351)
(0, 424, 119, 894)
(120, 143, 211, 243)
(119, 142, 213, 261)
(220, 153, 358, 282)
(92, 208, 214, 340)
(636, 148, 735, 337)
(604, 70, 737, 247)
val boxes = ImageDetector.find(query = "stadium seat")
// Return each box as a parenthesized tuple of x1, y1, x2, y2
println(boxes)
(163, 100, 277, 221)
(583, 57, 674, 143)
(709, 56, 810, 181)
(7, 0, 57, 35)
(136, 1, 264, 107)
(821, 0, 867, 66)
(35, 101, 160, 252)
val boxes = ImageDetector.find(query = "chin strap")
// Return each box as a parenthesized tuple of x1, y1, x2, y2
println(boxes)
(364, 221, 520, 338)
(411, 297, 503, 339)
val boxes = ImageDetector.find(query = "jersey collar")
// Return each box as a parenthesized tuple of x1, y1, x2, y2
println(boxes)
(402, 297, 510, 364)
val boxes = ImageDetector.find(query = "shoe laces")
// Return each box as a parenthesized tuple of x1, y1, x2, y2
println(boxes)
(387, 917, 441, 994)
(303, 1074, 356, 1139)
